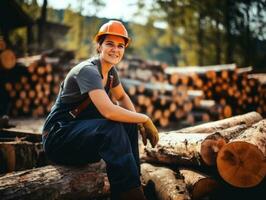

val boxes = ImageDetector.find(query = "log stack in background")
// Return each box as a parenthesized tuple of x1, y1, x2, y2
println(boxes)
(0, 39, 265, 128)
(117, 57, 266, 128)
(0, 43, 74, 118)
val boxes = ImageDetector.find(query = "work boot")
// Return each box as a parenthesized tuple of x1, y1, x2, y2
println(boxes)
(120, 186, 147, 200)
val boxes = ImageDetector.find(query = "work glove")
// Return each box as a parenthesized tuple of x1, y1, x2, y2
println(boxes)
(138, 118, 159, 148)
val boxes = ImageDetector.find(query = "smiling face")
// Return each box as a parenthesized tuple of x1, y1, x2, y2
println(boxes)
(98, 35, 126, 66)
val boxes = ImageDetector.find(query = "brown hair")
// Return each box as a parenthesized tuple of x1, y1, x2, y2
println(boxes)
(96, 34, 127, 53)
(96, 35, 106, 54)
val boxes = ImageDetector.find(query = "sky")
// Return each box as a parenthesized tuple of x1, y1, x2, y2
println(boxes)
(37, 0, 147, 23)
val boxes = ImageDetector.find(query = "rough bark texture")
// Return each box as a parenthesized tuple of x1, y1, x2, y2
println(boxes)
(141, 163, 190, 200)
(214, 124, 248, 140)
(143, 132, 213, 166)
(217, 120, 266, 188)
(180, 169, 221, 200)
(177, 112, 262, 133)
(0, 162, 110, 200)
(0, 141, 48, 173)
(144, 122, 249, 167)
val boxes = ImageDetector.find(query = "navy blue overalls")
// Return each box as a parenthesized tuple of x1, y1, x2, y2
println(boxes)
(42, 67, 141, 198)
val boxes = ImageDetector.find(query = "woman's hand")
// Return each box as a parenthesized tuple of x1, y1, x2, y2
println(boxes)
(138, 118, 159, 148)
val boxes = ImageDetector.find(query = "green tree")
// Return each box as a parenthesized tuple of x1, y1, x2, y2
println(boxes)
(141, 0, 266, 71)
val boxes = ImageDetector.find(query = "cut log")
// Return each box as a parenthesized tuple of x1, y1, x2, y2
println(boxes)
(165, 64, 236, 75)
(177, 112, 262, 133)
(0, 162, 110, 200)
(0, 140, 48, 173)
(199, 133, 227, 166)
(214, 124, 248, 140)
(141, 163, 190, 200)
(180, 169, 221, 200)
(121, 78, 175, 96)
(248, 73, 266, 85)
(199, 124, 248, 166)
(143, 132, 225, 167)
(0, 49, 16, 70)
(144, 122, 250, 167)
(217, 119, 266, 188)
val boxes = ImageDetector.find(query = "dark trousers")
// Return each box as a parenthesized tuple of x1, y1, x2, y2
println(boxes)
(43, 119, 141, 196)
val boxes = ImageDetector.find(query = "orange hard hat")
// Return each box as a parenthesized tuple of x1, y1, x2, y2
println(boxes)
(94, 20, 131, 47)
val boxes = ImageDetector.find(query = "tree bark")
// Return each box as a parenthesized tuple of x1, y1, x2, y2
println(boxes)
(0, 141, 48, 173)
(177, 112, 262, 133)
(180, 169, 221, 200)
(217, 120, 266, 188)
(0, 162, 110, 200)
(143, 132, 223, 167)
(141, 163, 190, 200)
(214, 124, 248, 140)
(144, 122, 252, 167)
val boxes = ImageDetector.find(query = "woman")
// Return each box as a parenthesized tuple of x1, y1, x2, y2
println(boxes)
(42, 20, 159, 200)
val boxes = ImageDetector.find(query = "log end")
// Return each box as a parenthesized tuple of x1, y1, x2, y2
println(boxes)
(192, 178, 220, 200)
(200, 136, 227, 166)
(0, 49, 16, 70)
(217, 141, 265, 188)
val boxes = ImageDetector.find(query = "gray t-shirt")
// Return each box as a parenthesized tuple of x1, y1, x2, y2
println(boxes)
(60, 57, 120, 104)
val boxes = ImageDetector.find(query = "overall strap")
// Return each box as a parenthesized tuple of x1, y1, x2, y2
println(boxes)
(69, 73, 114, 118)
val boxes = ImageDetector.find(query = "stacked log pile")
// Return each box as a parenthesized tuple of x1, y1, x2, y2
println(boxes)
(141, 111, 266, 199)
(0, 51, 72, 118)
(165, 65, 266, 118)
(117, 57, 266, 128)
(0, 112, 265, 199)
(0, 44, 265, 129)
(118, 58, 215, 128)
(121, 78, 207, 128)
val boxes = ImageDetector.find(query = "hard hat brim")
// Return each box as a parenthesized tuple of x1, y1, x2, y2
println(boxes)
(94, 32, 131, 47)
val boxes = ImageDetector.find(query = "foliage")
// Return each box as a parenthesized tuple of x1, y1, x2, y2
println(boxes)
(140, 0, 266, 71)
(7, 0, 266, 71)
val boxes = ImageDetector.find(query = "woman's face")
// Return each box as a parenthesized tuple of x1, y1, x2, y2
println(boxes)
(98, 35, 126, 65)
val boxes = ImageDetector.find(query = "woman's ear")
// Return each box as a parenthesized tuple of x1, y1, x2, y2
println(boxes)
(97, 43, 102, 53)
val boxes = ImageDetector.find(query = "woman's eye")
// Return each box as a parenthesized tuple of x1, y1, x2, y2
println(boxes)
(118, 45, 125, 49)
(106, 42, 113, 47)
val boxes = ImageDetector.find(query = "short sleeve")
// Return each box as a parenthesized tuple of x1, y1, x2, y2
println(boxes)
(76, 66, 104, 94)
(111, 67, 121, 88)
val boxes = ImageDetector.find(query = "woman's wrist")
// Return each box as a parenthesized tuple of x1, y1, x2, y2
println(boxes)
(142, 114, 149, 123)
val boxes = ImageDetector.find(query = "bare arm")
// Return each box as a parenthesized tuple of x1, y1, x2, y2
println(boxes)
(89, 89, 148, 123)
(110, 83, 136, 112)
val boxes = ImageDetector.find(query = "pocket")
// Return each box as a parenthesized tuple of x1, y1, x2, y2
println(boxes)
(43, 122, 62, 151)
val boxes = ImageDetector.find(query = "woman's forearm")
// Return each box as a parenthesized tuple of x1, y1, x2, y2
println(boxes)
(105, 104, 148, 123)
(118, 93, 136, 112)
